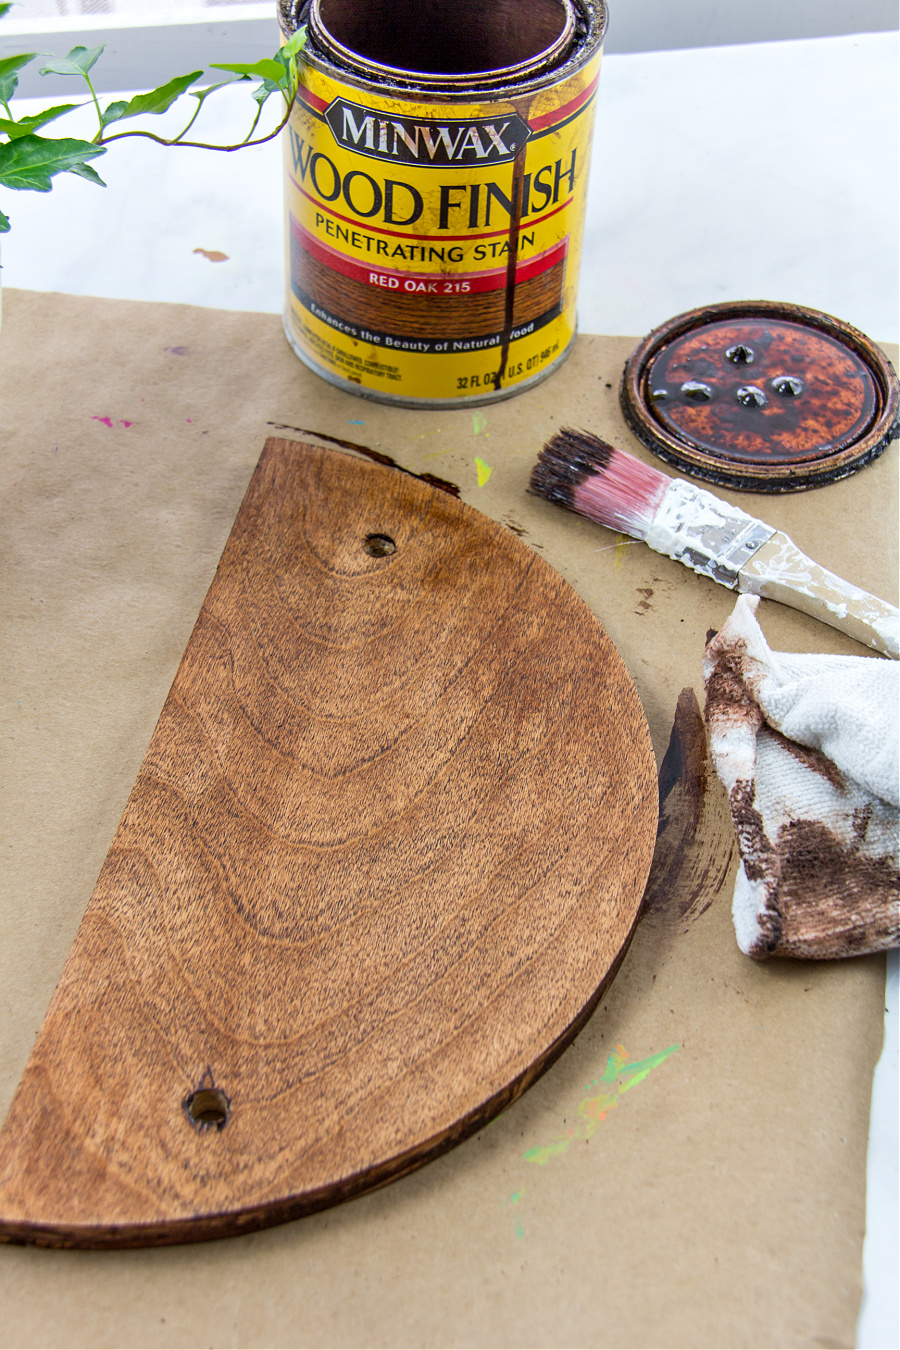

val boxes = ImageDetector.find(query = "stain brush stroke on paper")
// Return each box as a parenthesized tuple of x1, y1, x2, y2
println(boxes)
(641, 687, 736, 931)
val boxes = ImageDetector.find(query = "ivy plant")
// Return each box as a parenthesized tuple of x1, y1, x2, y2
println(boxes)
(0, 5, 306, 232)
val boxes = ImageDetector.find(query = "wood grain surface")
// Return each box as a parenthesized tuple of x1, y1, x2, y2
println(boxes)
(0, 438, 657, 1248)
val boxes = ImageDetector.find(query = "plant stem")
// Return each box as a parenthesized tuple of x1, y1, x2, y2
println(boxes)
(99, 93, 295, 151)
(83, 71, 104, 134)
(238, 99, 264, 146)
(170, 95, 206, 144)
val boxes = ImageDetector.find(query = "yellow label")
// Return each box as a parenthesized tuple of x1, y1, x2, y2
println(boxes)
(283, 52, 602, 404)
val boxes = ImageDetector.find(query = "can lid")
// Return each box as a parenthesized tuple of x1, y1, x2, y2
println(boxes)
(620, 301, 899, 492)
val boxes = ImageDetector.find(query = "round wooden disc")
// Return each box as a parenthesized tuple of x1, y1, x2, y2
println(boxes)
(0, 440, 658, 1248)
(620, 300, 899, 492)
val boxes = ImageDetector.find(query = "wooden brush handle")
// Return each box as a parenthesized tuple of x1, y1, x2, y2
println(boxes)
(738, 531, 899, 658)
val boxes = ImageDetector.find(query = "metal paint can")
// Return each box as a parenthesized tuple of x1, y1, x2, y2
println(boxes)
(279, 0, 607, 406)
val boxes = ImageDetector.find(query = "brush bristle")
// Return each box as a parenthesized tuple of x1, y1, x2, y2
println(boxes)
(530, 429, 671, 539)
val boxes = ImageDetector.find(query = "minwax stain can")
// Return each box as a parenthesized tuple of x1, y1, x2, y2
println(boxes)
(279, 0, 607, 407)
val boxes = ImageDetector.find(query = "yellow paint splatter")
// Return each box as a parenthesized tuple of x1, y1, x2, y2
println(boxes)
(475, 456, 493, 487)
(614, 534, 632, 570)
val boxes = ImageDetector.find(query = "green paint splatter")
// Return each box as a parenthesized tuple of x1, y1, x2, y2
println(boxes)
(524, 1043, 679, 1163)
(618, 1046, 680, 1092)
(473, 411, 488, 435)
(505, 1044, 679, 1242)
(523, 1135, 573, 1167)
(601, 1044, 627, 1083)
(475, 456, 493, 487)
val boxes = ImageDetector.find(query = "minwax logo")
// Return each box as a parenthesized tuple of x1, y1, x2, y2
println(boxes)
(324, 99, 531, 166)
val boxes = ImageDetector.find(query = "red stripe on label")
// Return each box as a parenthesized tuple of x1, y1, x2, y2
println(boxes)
(529, 73, 600, 131)
(297, 84, 330, 114)
(292, 218, 568, 293)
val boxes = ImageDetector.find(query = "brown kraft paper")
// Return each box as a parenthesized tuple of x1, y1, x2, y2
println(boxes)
(0, 288, 896, 1349)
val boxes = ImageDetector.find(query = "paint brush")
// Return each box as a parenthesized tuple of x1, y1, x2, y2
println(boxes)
(529, 428, 899, 658)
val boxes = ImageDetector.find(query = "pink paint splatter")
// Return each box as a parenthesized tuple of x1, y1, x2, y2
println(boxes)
(92, 416, 134, 430)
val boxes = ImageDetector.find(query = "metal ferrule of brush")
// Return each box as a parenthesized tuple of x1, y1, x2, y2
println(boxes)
(645, 480, 776, 588)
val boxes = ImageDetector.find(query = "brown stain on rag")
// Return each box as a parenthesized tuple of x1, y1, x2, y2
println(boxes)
(768, 818, 899, 959)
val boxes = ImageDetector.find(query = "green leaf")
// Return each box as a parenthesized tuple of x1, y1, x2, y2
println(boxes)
(0, 204, 10, 233)
(0, 51, 36, 102)
(0, 52, 36, 78)
(246, 45, 302, 109)
(98, 98, 129, 127)
(282, 25, 308, 58)
(0, 135, 106, 191)
(38, 44, 105, 78)
(0, 2, 17, 17)
(210, 57, 287, 83)
(98, 70, 203, 126)
(66, 159, 106, 185)
(0, 103, 79, 138)
(251, 81, 280, 108)
(188, 77, 242, 107)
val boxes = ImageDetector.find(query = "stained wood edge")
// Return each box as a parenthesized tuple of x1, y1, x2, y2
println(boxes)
(0, 915, 641, 1251)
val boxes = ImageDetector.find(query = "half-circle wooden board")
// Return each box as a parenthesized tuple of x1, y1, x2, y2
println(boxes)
(0, 439, 658, 1248)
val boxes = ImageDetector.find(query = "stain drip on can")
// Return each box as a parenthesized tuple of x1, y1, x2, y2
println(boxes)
(280, 0, 607, 407)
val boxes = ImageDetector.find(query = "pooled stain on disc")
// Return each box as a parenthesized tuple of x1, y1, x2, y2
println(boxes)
(646, 319, 878, 462)
(621, 301, 900, 491)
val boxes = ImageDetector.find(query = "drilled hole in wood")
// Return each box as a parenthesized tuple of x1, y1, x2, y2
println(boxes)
(184, 1087, 230, 1130)
(364, 533, 397, 557)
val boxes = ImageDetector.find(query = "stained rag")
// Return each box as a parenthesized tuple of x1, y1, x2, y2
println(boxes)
(702, 595, 899, 959)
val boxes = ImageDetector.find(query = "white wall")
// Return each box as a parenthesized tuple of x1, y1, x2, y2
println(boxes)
(605, 0, 897, 52)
